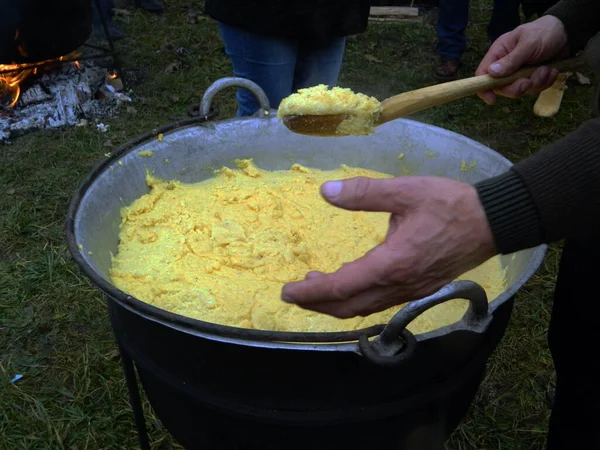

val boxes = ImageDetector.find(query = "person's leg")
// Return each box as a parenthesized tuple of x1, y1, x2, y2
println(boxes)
(217, 22, 297, 116)
(488, 0, 521, 43)
(435, 0, 470, 81)
(546, 235, 600, 449)
(92, 0, 124, 41)
(293, 37, 346, 91)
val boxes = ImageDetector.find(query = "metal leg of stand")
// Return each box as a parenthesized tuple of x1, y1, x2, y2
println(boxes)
(120, 345, 151, 450)
(91, 0, 128, 88)
(93, 0, 116, 52)
(112, 54, 128, 88)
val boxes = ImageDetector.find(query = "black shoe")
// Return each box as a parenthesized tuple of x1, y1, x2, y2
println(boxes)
(136, 0, 164, 13)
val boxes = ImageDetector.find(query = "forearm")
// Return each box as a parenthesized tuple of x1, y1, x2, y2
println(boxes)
(545, 0, 600, 52)
(475, 116, 600, 254)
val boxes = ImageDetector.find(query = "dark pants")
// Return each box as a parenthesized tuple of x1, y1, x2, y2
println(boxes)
(436, 0, 521, 59)
(217, 22, 346, 116)
(546, 236, 600, 449)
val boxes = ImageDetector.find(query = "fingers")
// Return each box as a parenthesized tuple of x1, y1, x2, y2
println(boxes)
(493, 78, 532, 99)
(482, 42, 535, 101)
(476, 36, 513, 104)
(478, 90, 497, 105)
(533, 67, 559, 93)
(475, 38, 511, 77)
(476, 31, 536, 104)
(493, 67, 559, 98)
(305, 271, 324, 280)
(321, 177, 410, 213)
(281, 245, 392, 306)
(292, 284, 409, 319)
(486, 41, 533, 77)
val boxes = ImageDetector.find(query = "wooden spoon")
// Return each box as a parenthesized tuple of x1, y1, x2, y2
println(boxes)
(282, 56, 583, 137)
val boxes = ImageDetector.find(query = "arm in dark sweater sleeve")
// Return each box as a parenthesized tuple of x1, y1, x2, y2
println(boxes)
(476, 116, 600, 254)
(546, 0, 600, 52)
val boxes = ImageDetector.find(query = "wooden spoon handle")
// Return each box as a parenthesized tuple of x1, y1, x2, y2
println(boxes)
(378, 56, 584, 124)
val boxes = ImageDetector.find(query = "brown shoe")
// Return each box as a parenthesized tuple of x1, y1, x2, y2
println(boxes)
(434, 57, 460, 82)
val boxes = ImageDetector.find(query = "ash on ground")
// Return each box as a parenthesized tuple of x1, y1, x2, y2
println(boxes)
(0, 62, 131, 142)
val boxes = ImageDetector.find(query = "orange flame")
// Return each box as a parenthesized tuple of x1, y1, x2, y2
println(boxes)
(0, 50, 82, 107)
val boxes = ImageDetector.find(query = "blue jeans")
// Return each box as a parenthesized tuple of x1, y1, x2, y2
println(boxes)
(436, 0, 521, 60)
(217, 23, 346, 116)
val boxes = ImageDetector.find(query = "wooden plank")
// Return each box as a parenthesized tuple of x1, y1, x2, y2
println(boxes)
(368, 16, 423, 23)
(369, 6, 420, 17)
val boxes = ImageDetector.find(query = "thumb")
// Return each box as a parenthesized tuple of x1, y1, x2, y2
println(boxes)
(488, 43, 532, 77)
(321, 177, 410, 213)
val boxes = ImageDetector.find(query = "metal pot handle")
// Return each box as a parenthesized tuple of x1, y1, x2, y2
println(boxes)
(199, 77, 271, 118)
(358, 280, 491, 367)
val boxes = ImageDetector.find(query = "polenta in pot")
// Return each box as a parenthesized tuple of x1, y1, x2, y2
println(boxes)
(110, 159, 506, 334)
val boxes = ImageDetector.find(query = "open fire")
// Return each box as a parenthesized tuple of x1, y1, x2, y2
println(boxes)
(0, 13, 129, 143)
(0, 53, 131, 143)
(0, 51, 81, 107)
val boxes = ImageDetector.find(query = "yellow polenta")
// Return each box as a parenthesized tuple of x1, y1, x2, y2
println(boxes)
(110, 160, 506, 334)
(277, 84, 382, 136)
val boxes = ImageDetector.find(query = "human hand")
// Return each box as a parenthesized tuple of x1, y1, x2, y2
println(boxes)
(281, 176, 497, 318)
(476, 15, 569, 105)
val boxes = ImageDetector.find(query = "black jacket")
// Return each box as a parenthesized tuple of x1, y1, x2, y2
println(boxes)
(204, 0, 371, 41)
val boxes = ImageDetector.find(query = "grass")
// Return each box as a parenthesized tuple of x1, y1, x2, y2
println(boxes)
(0, 0, 594, 448)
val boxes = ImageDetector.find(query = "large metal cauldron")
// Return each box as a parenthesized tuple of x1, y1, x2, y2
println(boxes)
(66, 78, 546, 450)
(0, 0, 92, 64)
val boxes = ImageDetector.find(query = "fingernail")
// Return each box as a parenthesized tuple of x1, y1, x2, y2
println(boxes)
(550, 68, 559, 78)
(490, 63, 503, 74)
(322, 181, 343, 199)
(281, 294, 294, 303)
(520, 83, 530, 94)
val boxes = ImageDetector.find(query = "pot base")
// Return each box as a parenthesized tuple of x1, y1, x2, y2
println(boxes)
(137, 365, 484, 450)
(108, 297, 513, 449)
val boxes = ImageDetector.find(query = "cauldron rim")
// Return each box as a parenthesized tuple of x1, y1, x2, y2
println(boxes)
(66, 113, 547, 349)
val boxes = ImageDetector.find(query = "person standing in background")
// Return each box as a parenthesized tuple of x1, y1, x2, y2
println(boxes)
(435, 0, 558, 81)
(203, 1, 370, 116)
(92, 0, 164, 42)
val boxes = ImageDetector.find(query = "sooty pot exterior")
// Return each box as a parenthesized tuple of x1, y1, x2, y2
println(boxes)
(0, 0, 92, 64)
(109, 296, 514, 449)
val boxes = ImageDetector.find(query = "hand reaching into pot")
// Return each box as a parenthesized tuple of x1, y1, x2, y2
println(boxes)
(476, 15, 569, 105)
(281, 176, 497, 318)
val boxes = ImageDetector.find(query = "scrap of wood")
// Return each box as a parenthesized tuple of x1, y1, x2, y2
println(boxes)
(368, 16, 423, 23)
(369, 6, 421, 22)
(370, 6, 419, 17)
(533, 72, 571, 118)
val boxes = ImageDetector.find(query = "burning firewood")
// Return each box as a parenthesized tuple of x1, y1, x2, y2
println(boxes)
(0, 60, 131, 143)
